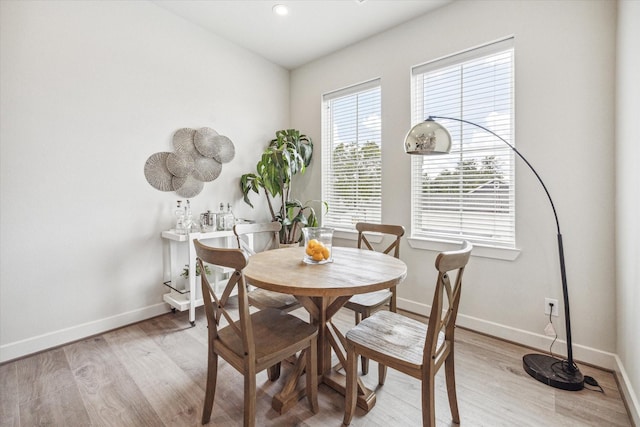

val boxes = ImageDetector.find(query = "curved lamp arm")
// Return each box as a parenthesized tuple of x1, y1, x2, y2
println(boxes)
(406, 115, 579, 377)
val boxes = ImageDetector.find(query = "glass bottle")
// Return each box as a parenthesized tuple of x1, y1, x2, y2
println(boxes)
(184, 200, 193, 232)
(175, 200, 186, 234)
(217, 202, 226, 230)
(224, 202, 236, 230)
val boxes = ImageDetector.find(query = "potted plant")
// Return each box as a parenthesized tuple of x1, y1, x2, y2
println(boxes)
(240, 129, 327, 244)
(178, 262, 213, 300)
(180, 263, 212, 279)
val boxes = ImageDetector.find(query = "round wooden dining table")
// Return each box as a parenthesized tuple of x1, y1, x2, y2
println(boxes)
(243, 246, 407, 413)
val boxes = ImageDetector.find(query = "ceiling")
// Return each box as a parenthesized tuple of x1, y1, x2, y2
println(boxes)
(151, 0, 452, 70)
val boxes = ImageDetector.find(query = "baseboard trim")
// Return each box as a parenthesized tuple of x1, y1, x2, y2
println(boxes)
(614, 354, 640, 427)
(0, 303, 170, 363)
(398, 297, 617, 368)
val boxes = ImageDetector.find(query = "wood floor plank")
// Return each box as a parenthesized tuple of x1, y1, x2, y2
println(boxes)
(136, 313, 244, 424)
(14, 349, 90, 426)
(0, 363, 19, 427)
(102, 324, 202, 427)
(138, 314, 209, 390)
(15, 348, 76, 404)
(64, 336, 165, 427)
(18, 383, 91, 427)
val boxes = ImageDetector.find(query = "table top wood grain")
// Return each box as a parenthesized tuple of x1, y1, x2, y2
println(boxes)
(243, 246, 407, 297)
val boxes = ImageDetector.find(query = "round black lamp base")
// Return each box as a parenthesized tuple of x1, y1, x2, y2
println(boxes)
(523, 353, 584, 391)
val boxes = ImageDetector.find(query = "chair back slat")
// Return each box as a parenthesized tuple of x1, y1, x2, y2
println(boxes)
(352, 222, 406, 314)
(234, 222, 281, 255)
(424, 241, 472, 368)
(232, 221, 302, 314)
(355, 223, 405, 258)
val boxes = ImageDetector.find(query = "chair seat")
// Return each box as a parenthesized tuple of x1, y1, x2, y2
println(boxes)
(217, 308, 317, 368)
(248, 288, 301, 312)
(346, 310, 444, 369)
(344, 289, 392, 312)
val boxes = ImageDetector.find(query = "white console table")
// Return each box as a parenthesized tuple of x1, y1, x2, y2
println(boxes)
(161, 229, 252, 325)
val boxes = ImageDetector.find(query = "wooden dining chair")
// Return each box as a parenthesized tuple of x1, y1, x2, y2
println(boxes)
(194, 240, 318, 427)
(343, 241, 472, 427)
(343, 222, 405, 377)
(233, 222, 302, 313)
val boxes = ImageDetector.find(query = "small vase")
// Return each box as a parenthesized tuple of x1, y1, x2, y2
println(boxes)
(302, 227, 334, 264)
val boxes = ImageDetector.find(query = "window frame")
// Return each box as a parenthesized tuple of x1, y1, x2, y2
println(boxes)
(408, 38, 520, 260)
(321, 78, 383, 232)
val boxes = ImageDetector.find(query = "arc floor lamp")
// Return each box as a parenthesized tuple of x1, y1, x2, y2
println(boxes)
(404, 116, 584, 391)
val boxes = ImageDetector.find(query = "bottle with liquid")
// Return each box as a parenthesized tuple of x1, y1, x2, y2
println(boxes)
(175, 200, 186, 234)
(224, 202, 236, 230)
(217, 202, 226, 230)
(184, 200, 193, 232)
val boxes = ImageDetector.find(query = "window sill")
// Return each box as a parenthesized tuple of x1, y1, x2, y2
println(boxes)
(407, 237, 521, 261)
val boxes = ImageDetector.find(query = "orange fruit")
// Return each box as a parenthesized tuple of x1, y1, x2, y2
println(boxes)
(321, 247, 330, 260)
(312, 251, 324, 261)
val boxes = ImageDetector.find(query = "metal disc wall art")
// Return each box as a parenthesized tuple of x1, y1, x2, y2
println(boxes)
(166, 152, 195, 178)
(144, 152, 173, 191)
(193, 156, 222, 182)
(172, 128, 197, 155)
(210, 135, 235, 163)
(172, 174, 204, 198)
(144, 127, 235, 197)
(193, 127, 219, 158)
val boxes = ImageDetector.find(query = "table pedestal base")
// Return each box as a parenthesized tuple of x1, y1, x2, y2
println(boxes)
(271, 350, 316, 415)
(272, 386, 307, 414)
(323, 370, 376, 411)
(270, 371, 376, 414)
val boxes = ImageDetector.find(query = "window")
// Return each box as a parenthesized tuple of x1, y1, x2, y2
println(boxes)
(410, 38, 515, 248)
(322, 79, 382, 229)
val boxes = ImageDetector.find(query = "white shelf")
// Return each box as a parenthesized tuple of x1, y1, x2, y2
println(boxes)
(163, 291, 195, 312)
(161, 229, 237, 242)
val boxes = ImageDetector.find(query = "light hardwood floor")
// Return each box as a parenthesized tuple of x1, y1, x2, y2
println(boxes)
(0, 306, 632, 427)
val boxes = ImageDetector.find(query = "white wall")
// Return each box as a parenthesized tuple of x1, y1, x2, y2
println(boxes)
(291, 0, 617, 367)
(0, 0, 288, 361)
(616, 1, 640, 424)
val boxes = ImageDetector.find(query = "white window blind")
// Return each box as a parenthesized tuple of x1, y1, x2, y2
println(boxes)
(410, 38, 516, 248)
(322, 79, 382, 229)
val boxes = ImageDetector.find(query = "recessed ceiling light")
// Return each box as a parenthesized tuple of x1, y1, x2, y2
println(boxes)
(272, 4, 289, 16)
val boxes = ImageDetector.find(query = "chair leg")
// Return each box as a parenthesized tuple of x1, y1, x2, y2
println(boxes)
(378, 361, 387, 386)
(445, 353, 460, 424)
(244, 365, 257, 427)
(360, 310, 370, 375)
(202, 351, 218, 424)
(421, 373, 436, 427)
(305, 339, 319, 413)
(267, 362, 281, 381)
(343, 342, 359, 425)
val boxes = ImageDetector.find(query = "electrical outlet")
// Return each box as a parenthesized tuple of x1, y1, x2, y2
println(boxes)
(545, 298, 559, 316)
